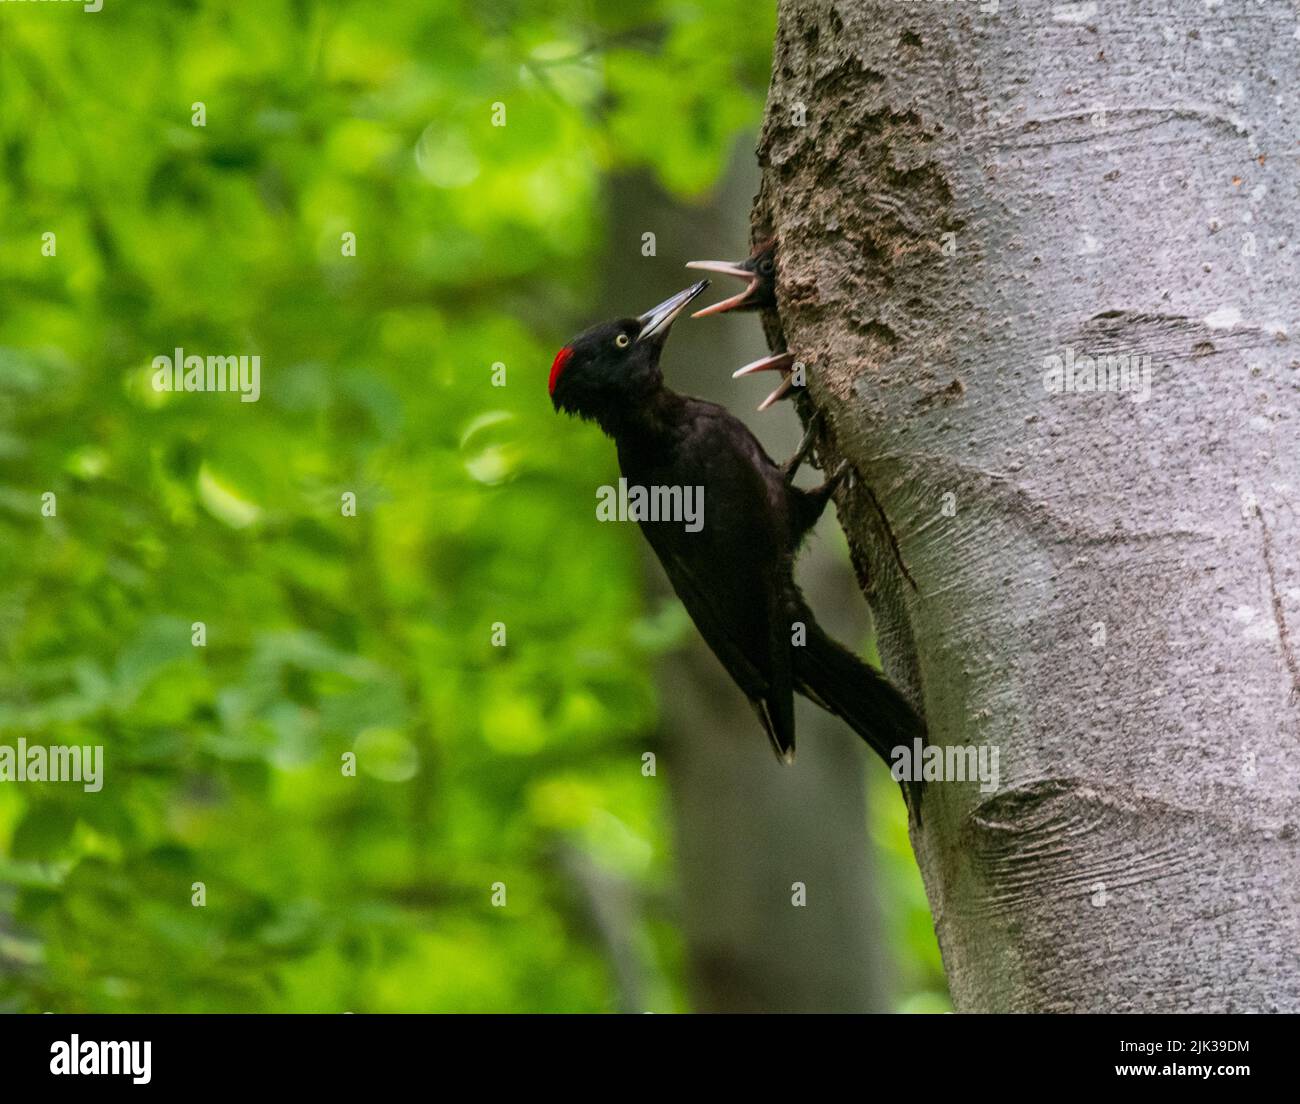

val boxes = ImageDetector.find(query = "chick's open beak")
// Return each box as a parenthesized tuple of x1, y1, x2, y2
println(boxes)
(684, 260, 762, 317)
(732, 352, 797, 411)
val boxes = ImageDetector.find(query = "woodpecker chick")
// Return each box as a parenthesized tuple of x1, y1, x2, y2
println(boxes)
(686, 239, 777, 317)
(687, 241, 798, 410)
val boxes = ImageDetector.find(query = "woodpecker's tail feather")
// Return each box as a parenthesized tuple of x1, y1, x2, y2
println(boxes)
(793, 620, 926, 817)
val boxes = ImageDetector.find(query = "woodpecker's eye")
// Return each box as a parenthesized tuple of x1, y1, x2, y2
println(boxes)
(615, 333, 631, 348)
(760, 259, 774, 274)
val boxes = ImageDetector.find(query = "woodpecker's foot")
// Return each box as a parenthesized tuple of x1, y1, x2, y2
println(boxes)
(733, 351, 798, 411)
(781, 411, 825, 483)
(790, 461, 851, 541)
(685, 240, 776, 316)
(807, 460, 851, 509)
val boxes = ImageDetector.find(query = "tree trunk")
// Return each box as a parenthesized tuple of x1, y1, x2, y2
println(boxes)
(757, 0, 1300, 1012)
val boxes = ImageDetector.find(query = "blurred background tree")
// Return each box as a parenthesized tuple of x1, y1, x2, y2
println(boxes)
(0, 0, 945, 1012)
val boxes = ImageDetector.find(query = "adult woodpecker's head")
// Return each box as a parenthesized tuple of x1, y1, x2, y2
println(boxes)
(549, 280, 708, 427)
(686, 238, 777, 316)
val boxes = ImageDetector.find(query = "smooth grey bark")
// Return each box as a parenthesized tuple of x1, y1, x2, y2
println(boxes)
(757, 0, 1300, 1012)
(602, 161, 891, 1011)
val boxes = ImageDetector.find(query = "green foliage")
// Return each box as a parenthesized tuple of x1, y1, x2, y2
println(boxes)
(0, 0, 774, 1015)
(0, 0, 944, 1012)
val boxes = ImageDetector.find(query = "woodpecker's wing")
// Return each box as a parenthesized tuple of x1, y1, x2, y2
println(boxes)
(623, 402, 798, 761)
(645, 542, 796, 762)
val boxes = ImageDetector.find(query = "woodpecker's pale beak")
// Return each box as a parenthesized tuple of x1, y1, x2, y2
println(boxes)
(636, 280, 709, 343)
(685, 260, 761, 317)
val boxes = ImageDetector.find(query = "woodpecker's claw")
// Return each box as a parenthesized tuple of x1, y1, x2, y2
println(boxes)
(782, 412, 823, 482)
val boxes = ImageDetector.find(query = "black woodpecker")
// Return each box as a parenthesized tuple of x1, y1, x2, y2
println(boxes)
(548, 279, 924, 806)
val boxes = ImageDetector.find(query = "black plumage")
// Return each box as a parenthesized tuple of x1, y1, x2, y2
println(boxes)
(549, 280, 924, 804)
